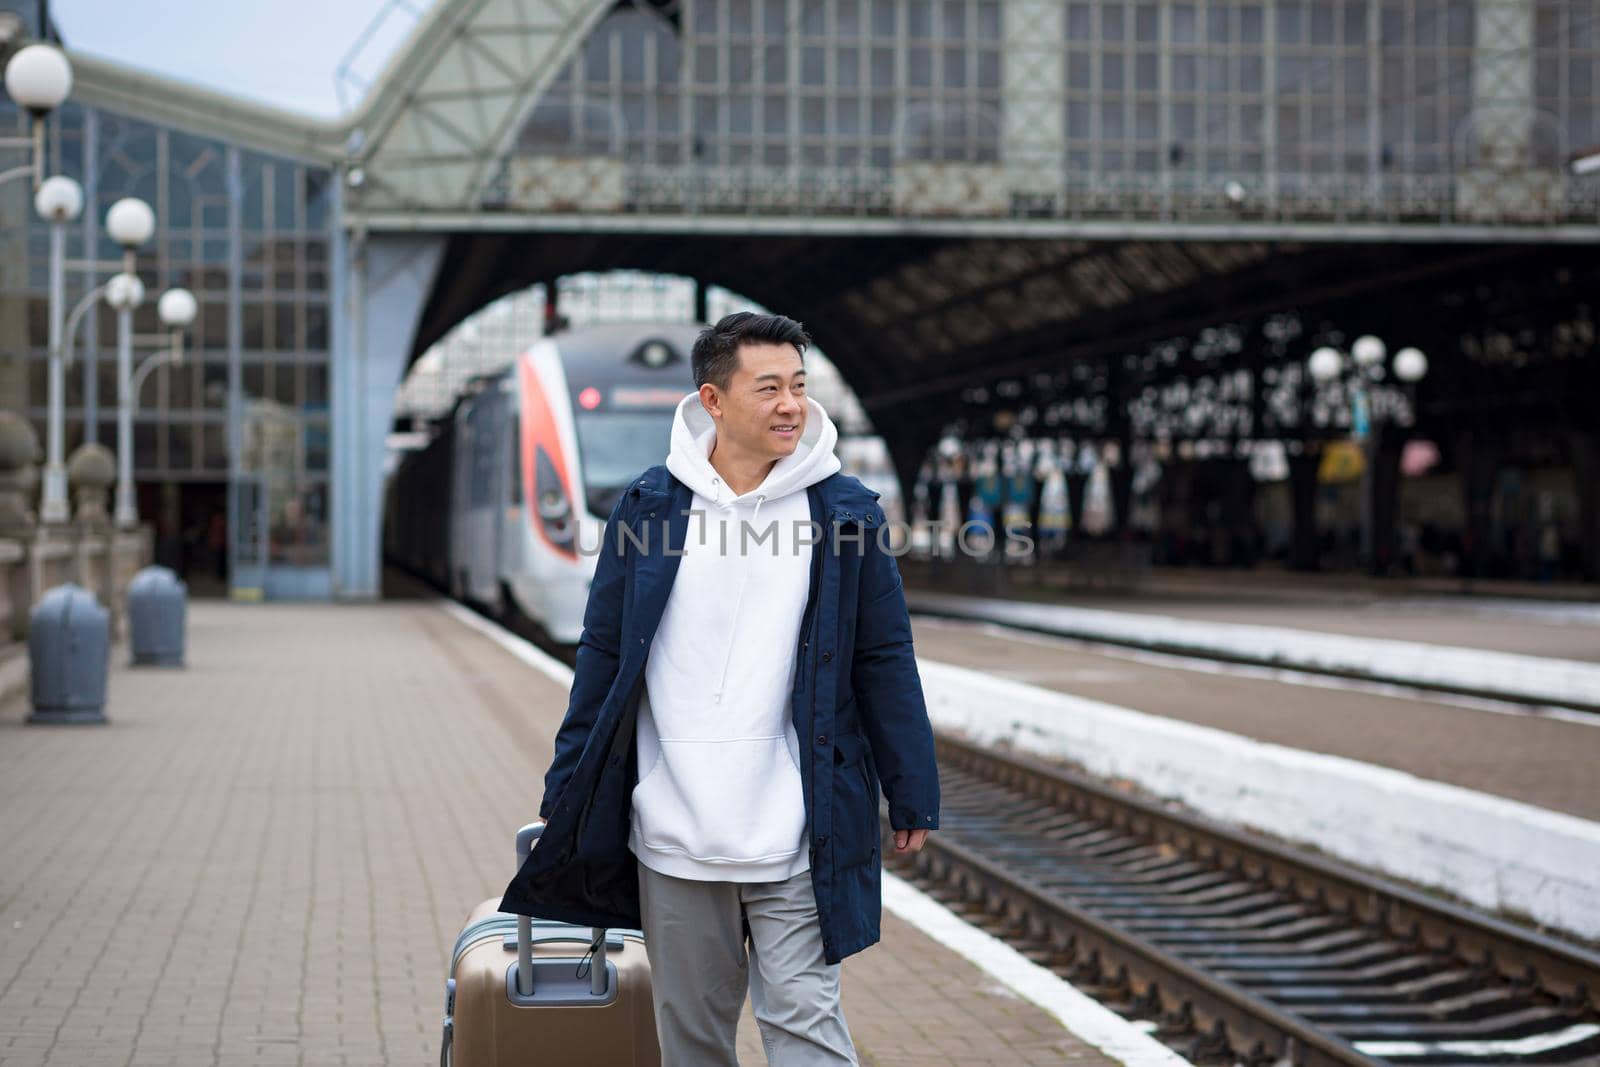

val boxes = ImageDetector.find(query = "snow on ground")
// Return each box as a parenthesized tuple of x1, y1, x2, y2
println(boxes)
(908, 591, 1600, 711)
(918, 656, 1600, 941)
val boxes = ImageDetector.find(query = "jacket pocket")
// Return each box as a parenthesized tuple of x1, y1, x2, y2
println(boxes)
(831, 730, 879, 868)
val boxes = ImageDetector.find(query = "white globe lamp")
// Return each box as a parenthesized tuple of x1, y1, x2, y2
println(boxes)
(4, 44, 72, 115)
(1394, 347, 1428, 383)
(106, 197, 155, 249)
(1351, 334, 1387, 368)
(32, 174, 82, 222)
(1307, 346, 1343, 384)
(105, 272, 145, 311)
(157, 287, 198, 329)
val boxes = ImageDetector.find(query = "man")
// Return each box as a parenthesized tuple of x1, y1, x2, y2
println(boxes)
(500, 312, 941, 1066)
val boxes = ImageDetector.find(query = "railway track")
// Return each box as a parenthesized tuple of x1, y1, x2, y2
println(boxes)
(885, 734, 1600, 1066)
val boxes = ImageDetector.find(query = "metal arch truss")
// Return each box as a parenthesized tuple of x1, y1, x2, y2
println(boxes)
(344, 0, 1600, 235)
(59, 0, 1600, 237)
(347, 0, 612, 210)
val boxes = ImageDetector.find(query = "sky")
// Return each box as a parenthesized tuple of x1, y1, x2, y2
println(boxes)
(50, 0, 419, 119)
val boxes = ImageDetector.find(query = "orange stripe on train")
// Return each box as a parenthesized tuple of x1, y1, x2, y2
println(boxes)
(517, 353, 577, 561)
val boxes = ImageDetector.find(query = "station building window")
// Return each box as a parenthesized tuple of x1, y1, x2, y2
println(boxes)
(508, 0, 1003, 196)
(8, 97, 337, 580)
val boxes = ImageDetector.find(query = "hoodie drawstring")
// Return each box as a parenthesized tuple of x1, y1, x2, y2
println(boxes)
(712, 492, 765, 704)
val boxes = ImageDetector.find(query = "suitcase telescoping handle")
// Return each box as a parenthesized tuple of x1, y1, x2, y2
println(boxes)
(515, 822, 609, 997)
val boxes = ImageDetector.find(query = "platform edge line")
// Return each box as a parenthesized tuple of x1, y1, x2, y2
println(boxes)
(880, 872, 1193, 1067)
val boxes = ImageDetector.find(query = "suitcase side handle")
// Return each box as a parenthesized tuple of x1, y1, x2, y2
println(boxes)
(514, 821, 609, 998)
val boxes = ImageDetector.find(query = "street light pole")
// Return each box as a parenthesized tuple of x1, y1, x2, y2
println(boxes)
(33, 175, 83, 525)
(104, 276, 195, 531)
(1350, 335, 1385, 571)
(127, 293, 195, 407)
(0, 44, 73, 190)
(3, 45, 77, 524)
(103, 197, 157, 530)
(1307, 336, 1428, 575)
(61, 280, 111, 370)
(109, 275, 142, 530)
(44, 205, 66, 522)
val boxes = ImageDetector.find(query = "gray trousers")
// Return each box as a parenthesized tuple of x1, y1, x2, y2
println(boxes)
(635, 860, 858, 1067)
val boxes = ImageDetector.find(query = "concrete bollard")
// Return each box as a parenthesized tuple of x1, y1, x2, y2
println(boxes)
(127, 565, 187, 667)
(28, 583, 110, 725)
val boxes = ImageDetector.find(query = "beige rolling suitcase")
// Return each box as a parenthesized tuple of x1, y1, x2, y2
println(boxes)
(441, 823, 660, 1066)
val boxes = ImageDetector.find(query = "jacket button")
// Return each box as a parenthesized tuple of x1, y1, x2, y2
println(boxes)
(816, 734, 827, 745)
(822, 651, 832, 663)
(817, 835, 828, 847)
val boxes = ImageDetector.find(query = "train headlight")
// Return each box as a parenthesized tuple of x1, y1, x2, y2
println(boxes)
(538, 489, 569, 520)
(533, 446, 576, 554)
(632, 340, 678, 368)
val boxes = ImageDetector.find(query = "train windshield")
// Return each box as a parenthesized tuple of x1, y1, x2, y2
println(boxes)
(574, 411, 678, 517)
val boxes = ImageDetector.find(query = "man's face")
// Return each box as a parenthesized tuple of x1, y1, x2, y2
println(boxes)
(704, 342, 807, 463)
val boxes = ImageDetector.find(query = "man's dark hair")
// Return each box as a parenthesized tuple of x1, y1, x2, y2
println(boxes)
(691, 312, 811, 390)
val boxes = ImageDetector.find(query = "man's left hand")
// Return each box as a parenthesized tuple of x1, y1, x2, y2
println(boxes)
(893, 828, 930, 853)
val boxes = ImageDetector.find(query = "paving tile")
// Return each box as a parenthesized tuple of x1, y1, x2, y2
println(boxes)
(0, 598, 1120, 1067)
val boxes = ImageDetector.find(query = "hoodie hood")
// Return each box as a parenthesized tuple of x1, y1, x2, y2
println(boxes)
(665, 392, 841, 507)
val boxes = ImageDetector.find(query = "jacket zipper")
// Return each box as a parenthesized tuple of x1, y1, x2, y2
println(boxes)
(804, 500, 827, 865)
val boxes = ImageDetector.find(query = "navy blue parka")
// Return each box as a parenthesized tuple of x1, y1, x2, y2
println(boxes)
(499, 463, 941, 963)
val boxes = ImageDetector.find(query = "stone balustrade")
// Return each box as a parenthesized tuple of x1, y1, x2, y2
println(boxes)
(0, 413, 154, 707)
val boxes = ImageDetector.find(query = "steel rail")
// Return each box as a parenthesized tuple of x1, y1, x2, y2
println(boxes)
(883, 732, 1600, 1065)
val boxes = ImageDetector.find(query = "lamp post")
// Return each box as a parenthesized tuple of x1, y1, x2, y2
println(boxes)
(61, 279, 113, 371)
(104, 271, 144, 529)
(2, 44, 76, 525)
(1307, 335, 1429, 573)
(33, 175, 83, 524)
(130, 290, 198, 405)
(0, 44, 73, 189)
(104, 279, 195, 531)
(103, 197, 157, 530)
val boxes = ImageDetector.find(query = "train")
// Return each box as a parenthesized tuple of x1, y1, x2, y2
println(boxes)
(383, 323, 701, 641)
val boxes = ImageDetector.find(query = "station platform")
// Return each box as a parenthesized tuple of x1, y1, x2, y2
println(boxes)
(907, 568, 1600, 663)
(0, 598, 1150, 1067)
(904, 581, 1600, 717)
(908, 614, 1600, 821)
(1019, 587, 1600, 664)
(1139, 563, 1600, 607)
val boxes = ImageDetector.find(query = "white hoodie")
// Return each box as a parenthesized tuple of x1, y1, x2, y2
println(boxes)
(629, 392, 842, 882)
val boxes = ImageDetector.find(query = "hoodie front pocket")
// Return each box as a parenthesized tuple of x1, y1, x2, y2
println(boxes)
(631, 735, 808, 865)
